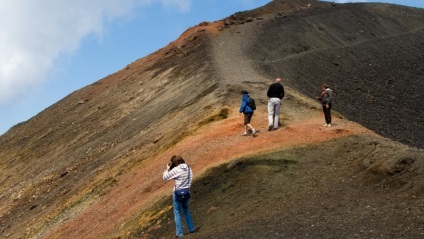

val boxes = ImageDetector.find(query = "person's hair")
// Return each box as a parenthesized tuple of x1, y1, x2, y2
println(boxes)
(170, 155, 185, 167)
(322, 83, 329, 89)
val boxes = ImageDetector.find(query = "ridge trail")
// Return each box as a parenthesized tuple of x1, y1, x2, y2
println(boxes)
(40, 15, 380, 239)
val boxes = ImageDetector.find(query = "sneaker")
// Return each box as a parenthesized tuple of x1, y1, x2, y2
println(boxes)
(327, 123, 332, 127)
(252, 129, 257, 136)
(268, 125, 274, 131)
(323, 124, 328, 127)
(241, 132, 248, 136)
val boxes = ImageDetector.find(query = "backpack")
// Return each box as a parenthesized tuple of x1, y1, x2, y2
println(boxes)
(248, 98, 256, 110)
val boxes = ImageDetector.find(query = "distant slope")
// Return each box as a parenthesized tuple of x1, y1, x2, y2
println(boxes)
(0, 0, 423, 238)
(248, 2, 424, 148)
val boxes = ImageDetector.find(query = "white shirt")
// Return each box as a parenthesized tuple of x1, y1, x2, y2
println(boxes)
(163, 163, 192, 191)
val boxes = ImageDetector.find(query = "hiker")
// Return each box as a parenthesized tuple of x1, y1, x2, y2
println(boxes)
(267, 77, 285, 131)
(239, 90, 257, 136)
(163, 155, 196, 238)
(317, 83, 333, 127)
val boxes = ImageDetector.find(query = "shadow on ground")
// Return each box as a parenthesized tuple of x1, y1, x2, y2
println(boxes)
(136, 134, 424, 239)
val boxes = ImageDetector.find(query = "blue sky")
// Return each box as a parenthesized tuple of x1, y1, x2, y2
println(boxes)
(0, 0, 423, 135)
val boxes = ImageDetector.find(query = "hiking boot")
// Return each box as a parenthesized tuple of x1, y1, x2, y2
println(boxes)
(252, 129, 257, 136)
(268, 125, 274, 131)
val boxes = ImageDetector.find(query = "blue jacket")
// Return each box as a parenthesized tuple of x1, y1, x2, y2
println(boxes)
(239, 94, 254, 114)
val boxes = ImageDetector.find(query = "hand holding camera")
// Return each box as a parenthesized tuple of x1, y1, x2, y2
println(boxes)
(167, 162, 175, 171)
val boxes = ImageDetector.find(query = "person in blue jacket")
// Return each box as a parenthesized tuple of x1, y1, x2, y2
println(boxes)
(239, 90, 257, 136)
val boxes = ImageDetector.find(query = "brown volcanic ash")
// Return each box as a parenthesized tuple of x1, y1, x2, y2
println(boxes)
(0, 0, 424, 238)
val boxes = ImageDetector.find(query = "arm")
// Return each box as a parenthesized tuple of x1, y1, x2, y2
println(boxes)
(326, 89, 333, 105)
(163, 166, 182, 181)
(280, 85, 285, 99)
(163, 164, 192, 189)
(239, 97, 247, 113)
(267, 84, 273, 98)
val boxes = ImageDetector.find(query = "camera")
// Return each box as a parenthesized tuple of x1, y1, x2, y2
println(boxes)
(168, 162, 175, 170)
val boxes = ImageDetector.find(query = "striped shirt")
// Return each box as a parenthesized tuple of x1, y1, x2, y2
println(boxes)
(163, 163, 192, 191)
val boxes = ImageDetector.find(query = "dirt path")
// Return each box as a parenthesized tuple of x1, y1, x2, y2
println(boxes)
(22, 5, 424, 239)
(43, 95, 376, 239)
(42, 22, 378, 239)
(210, 22, 266, 85)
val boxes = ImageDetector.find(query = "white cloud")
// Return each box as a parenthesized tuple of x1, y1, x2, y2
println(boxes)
(160, 0, 191, 12)
(0, 0, 192, 106)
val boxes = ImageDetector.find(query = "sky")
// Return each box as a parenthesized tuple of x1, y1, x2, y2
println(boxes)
(0, 0, 423, 135)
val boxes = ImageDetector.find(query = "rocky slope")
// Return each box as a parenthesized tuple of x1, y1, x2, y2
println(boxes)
(0, 0, 423, 238)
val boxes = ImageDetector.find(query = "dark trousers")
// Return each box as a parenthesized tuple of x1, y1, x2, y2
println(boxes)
(244, 113, 253, 125)
(322, 104, 332, 124)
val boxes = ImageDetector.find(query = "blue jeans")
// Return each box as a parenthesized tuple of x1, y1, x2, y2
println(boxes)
(173, 193, 195, 237)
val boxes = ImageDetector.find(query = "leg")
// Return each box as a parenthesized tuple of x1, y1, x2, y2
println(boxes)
(273, 100, 281, 129)
(326, 104, 332, 125)
(242, 114, 250, 135)
(244, 113, 255, 132)
(246, 113, 256, 135)
(173, 194, 184, 237)
(182, 199, 195, 232)
(323, 104, 332, 125)
(268, 100, 276, 130)
(241, 124, 248, 135)
(246, 113, 253, 131)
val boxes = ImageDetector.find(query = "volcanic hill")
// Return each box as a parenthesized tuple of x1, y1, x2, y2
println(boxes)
(1, 0, 424, 238)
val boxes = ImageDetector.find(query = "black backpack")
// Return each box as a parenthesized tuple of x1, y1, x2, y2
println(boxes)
(248, 98, 256, 110)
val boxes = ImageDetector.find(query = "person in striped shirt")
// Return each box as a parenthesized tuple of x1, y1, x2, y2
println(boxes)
(163, 155, 195, 237)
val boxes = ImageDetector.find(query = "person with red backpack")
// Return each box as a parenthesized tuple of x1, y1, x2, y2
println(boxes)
(317, 83, 333, 127)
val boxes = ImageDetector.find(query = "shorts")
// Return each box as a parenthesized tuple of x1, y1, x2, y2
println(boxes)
(244, 113, 253, 125)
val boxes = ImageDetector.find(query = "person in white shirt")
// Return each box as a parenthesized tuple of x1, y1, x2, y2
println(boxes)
(163, 155, 195, 237)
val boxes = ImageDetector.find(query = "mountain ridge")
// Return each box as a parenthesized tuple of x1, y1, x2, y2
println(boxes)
(1, 0, 424, 238)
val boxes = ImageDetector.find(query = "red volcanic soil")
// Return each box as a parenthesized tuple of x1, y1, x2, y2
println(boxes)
(2, 1, 424, 239)
(44, 97, 378, 239)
